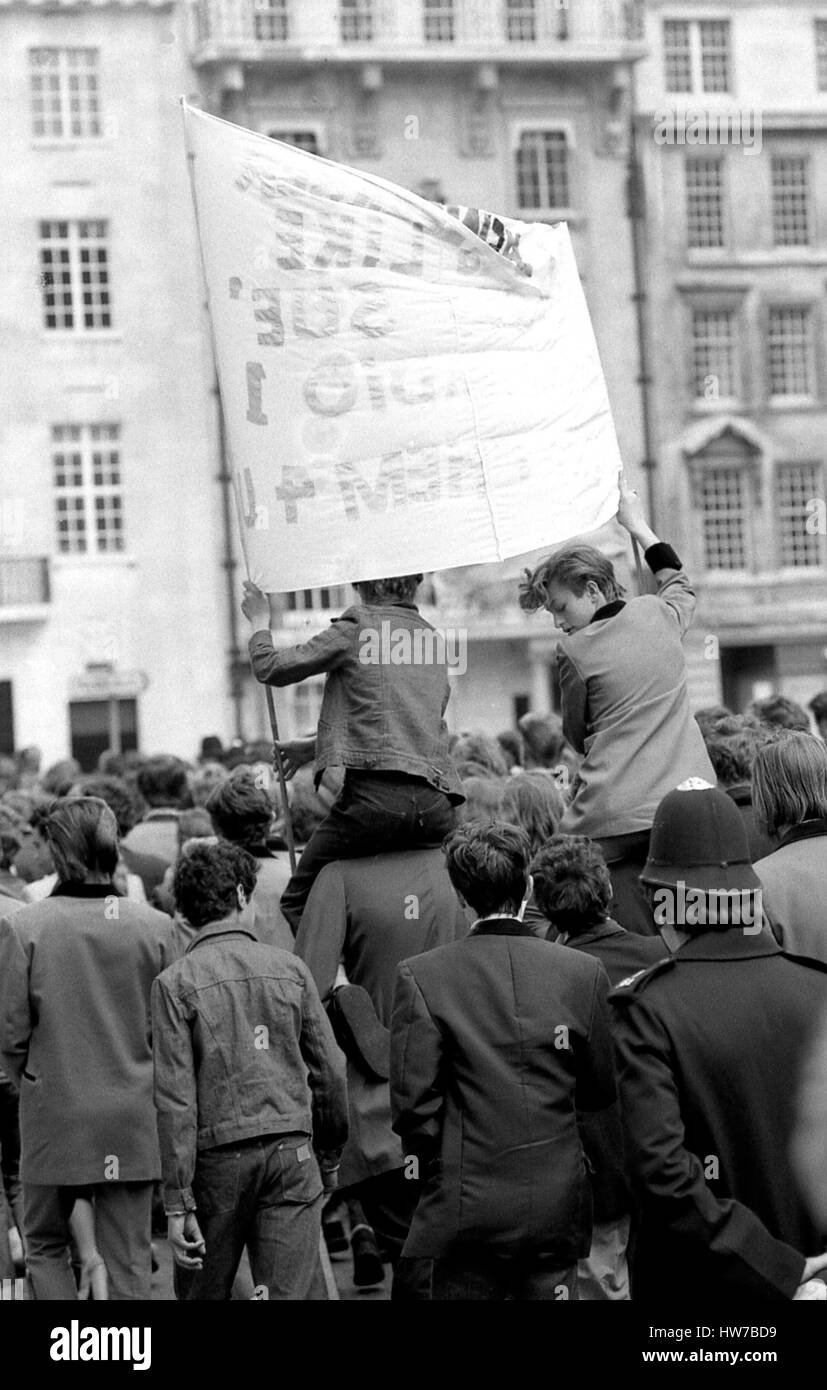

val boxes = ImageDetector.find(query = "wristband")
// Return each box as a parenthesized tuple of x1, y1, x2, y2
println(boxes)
(644, 541, 682, 573)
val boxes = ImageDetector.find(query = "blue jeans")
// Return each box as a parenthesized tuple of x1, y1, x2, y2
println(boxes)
(175, 1133, 323, 1301)
(393, 1249, 579, 1301)
(281, 772, 456, 931)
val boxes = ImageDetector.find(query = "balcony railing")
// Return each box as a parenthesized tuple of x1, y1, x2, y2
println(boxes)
(0, 557, 51, 618)
(190, 0, 645, 58)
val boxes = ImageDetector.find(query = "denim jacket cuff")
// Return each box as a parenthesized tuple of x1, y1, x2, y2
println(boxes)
(164, 1186, 197, 1215)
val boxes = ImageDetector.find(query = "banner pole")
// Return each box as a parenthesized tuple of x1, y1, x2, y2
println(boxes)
(181, 100, 299, 877)
(263, 685, 298, 876)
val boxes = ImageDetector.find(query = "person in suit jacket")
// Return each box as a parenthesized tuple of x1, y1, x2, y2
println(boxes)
(612, 782, 827, 1301)
(518, 476, 714, 935)
(0, 797, 175, 1300)
(532, 835, 666, 985)
(296, 846, 471, 1270)
(390, 822, 617, 1300)
(752, 732, 827, 965)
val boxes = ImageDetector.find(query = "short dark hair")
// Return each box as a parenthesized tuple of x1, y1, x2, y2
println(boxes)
(41, 758, 82, 798)
(207, 768, 273, 850)
(748, 694, 811, 734)
(354, 574, 422, 605)
(531, 835, 612, 935)
(518, 712, 568, 768)
(173, 841, 258, 928)
(444, 821, 531, 917)
(752, 732, 827, 838)
(518, 546, 624, 614)
(809, 690, 827, 722)
(74, 775, 140, 837)
(137, 756, 190, 809)
(45, 797, 119, 883)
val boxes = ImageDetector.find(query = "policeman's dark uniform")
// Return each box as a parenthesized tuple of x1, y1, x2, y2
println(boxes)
(611, 928, 827, 1300)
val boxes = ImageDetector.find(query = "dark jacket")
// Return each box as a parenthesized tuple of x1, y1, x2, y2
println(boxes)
(558, 564, 715, 838)
(611, 927, 827, 1300)
(249, 601, 462, 802)
(151, 915, 348, 1213)
(556, 919, 667, 986)
(391, 920, 617, 1259)
(295, 848, 471, 1187)
(755, 821, 827, 964)
(0, 885, 174, 1185)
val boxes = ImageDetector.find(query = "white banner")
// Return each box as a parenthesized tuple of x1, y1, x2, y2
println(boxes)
(183, 103, 622, 592)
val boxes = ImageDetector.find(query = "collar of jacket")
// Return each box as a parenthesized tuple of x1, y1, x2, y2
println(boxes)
(777, 818, 827, 849)
(725, 782, 752, 807)
(471, 915, 540, 938)
(673, 926, 781, 963)
(184, 915, 259, 952)
(591, 599, 626, 623)
(50, 881, 120, 898)
(560, 919, 626, 948)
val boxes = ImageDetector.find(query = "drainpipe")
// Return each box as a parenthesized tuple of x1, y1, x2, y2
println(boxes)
(625, 62, 658, 532)
(214, 379, 245, 741)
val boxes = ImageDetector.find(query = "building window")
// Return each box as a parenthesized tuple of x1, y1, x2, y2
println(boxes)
(267, 130, 320, 153)
(53, 424, 124, 555)
(768, 307, 814, 398)
(340, 0, 373, 42)
(29, 48, 100, 140)
(663, 19, 692, 90)
(506, 1, 536, 42)
(771, 156, 810, 247)
(691, 309, 737, 400)
(776, 462, 826, 568)
(816, 19, 827, 89)
(663, 19, 731, 93)
(285, 586, 349, 613)
(699, 467, 748, 570)
(424, 1, 455, 44)
(685, 158, 724, 249)
(39, 220, 111, 332)
(253, 0, 289, 41)
(516, 130, 570, 211)
(699, 20, 731, 92)
(69, 698, 138, 772)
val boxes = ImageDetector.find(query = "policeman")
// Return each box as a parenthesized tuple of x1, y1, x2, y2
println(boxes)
(611, 781, 827, 1301)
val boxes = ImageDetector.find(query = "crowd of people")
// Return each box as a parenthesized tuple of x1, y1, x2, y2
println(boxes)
(2, 479, 827, 1301)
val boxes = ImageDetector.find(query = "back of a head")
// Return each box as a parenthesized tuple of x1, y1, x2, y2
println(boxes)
(173, 840, 258, 929)
(702, 720, 752, 788)
(73, 775, 139, 838)
(190, 761, 229, 808)
(458, 775, 506, 826)
(518, 712, 567, 768)
(452, 731, 509, 778)
(207, 768, 274, 850)
(496, 730, 523, 771)
(45, 796, 119, 883)
(354, 573, 422, 605)
(531, 834, 612, 937)
(137, 756, 190, 810)
(694, 706, 734, 738)
(749, 694, 811, 734)
(444, 820, 531, 918)
(752, 732, 827, 838)
(41, 758, 82, 798)
(0, 801, 26, 870)
(808, 689, 827, 726)
(500, 770, 565, 853)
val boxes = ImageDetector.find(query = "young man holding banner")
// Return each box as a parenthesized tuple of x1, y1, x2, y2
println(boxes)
(241, 574, 463, 932)
(519, 478, 715, 934)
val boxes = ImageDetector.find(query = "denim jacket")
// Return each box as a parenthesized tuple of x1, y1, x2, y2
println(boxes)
(249, 601, 463, 803)
(151, 917, 348, 1213)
